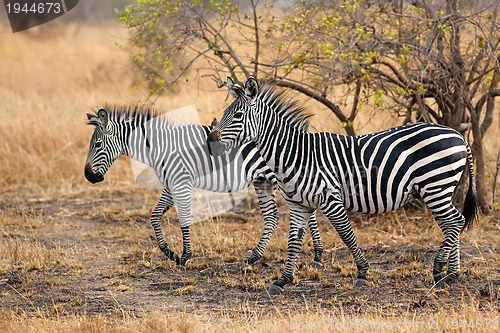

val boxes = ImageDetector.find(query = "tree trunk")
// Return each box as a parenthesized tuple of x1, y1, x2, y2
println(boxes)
(471, 119, 490, 214)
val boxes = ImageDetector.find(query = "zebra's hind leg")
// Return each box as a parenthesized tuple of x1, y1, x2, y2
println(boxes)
(445, 209, 466, 285)
(308, 213, 324, 268)
(427, 201, 464, 287)
(432, 237, 460, 288)
(322, 198, 369, 287)
(433, 225, 463, 287)
(268, 204, 314, 295)
(249, 180, 324, 267)
(152, 188, 181, 266)
(446, 240, 461, 284)
(246, 179, 279, 265)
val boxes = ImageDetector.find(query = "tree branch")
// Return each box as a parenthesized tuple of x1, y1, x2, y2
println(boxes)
(350, 80, 362, 122)
(251, 0, 260, 77)
(273, 79, 355, 135)
(186, 2, 250, 79)
(149, 48, 211, 103)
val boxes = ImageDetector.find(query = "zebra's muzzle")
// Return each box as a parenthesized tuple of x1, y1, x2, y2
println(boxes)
(84, 163, 104, 184)
(206, 131, 226, 156)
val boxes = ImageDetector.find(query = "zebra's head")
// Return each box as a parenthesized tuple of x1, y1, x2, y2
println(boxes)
(84, 108, 122, 184)
(207, 77, 259, 156)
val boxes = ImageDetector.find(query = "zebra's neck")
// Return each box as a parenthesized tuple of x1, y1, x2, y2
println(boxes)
(253, 110, 305, 183)
(115, 115, 167, 168)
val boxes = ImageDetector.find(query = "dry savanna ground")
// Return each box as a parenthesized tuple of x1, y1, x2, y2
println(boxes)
(0, 20, 499, 332)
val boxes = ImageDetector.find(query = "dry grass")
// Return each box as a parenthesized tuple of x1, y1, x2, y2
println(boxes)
(0, 189, 497, 332)
(1, 308, 499, 333)
(0, 20, 498, 333)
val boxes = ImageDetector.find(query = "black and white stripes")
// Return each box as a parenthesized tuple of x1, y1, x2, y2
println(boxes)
(208, 77, 478, 294)
(84, 105, 324, 267)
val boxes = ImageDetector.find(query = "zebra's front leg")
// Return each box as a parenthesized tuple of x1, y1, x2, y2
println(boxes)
(246, 179, 279, 265)
(248, 180, 324, 268)
(172, 184, 193, 268)
(307, 213, 324, 268)
(152, 188, 181, 266)
(323, 199, 369, 287)
(268, 205, 314, 295)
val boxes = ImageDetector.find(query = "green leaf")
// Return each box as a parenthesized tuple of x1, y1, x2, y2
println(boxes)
(341, 120, 353, 128)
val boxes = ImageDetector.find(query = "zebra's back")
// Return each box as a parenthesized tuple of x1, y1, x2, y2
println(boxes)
(303, 123, 467, 213)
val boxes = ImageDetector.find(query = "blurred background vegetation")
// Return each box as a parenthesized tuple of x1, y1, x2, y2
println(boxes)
(0, 0, 497, 210)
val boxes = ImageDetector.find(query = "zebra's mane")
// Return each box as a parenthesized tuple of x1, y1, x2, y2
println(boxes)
(255, 80, 312, 132)
(99, 104, 176, 128)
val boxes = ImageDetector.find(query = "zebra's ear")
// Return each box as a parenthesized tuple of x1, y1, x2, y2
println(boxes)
(227, 76, 235, 89)
(226, 76, 245, 98)
(97, 108, 109, 128)
(87, 112, 101, 127)
(244, 77, 259, 99)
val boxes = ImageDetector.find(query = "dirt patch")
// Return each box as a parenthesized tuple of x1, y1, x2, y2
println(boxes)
(0, 188, 498, 319)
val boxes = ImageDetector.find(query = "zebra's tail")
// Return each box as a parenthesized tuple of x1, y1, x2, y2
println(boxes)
(461, 141, 479, 232)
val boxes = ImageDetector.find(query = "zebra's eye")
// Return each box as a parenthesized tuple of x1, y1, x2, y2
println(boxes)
(94, 141, 103, 149)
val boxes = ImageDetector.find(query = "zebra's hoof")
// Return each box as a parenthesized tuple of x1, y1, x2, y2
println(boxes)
(433, 272, 447, 288)
(268, 284, 284, 295)
(310, 261, 323, 269)
(245, 256, 261, 265)
(176, 265, 186, 270)
(434, 279, 449, 289)
(354, 278, 368, 288)
(445, 273, 459, 285)
(172, 254, 181, 266)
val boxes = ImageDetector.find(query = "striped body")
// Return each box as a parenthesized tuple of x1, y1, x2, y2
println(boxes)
(132, 123, 270, 195)
(84, 106, 324, 267)
(208, 78, 477, 293)
(270, 123, 467, 215)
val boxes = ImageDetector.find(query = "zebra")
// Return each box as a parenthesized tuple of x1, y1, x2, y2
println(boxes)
(84, 105, 324, 268)
(207, 77, 478, 294)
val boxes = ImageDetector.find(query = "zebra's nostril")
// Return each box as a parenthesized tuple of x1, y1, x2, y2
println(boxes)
(84, 163, 93, 176)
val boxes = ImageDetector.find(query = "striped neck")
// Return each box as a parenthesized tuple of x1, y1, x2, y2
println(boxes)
(253, 107, 304, 180)
(110, 113, 164, 167)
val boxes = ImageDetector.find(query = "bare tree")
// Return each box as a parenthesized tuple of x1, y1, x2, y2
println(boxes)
(118, 0, 358, 134)
(275, 0, 500, 211)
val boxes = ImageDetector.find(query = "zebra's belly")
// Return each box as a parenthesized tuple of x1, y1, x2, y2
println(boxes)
(342, 182, 416, 214)
(276, 180, 324, 209)
(191, 170, 252, 193)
